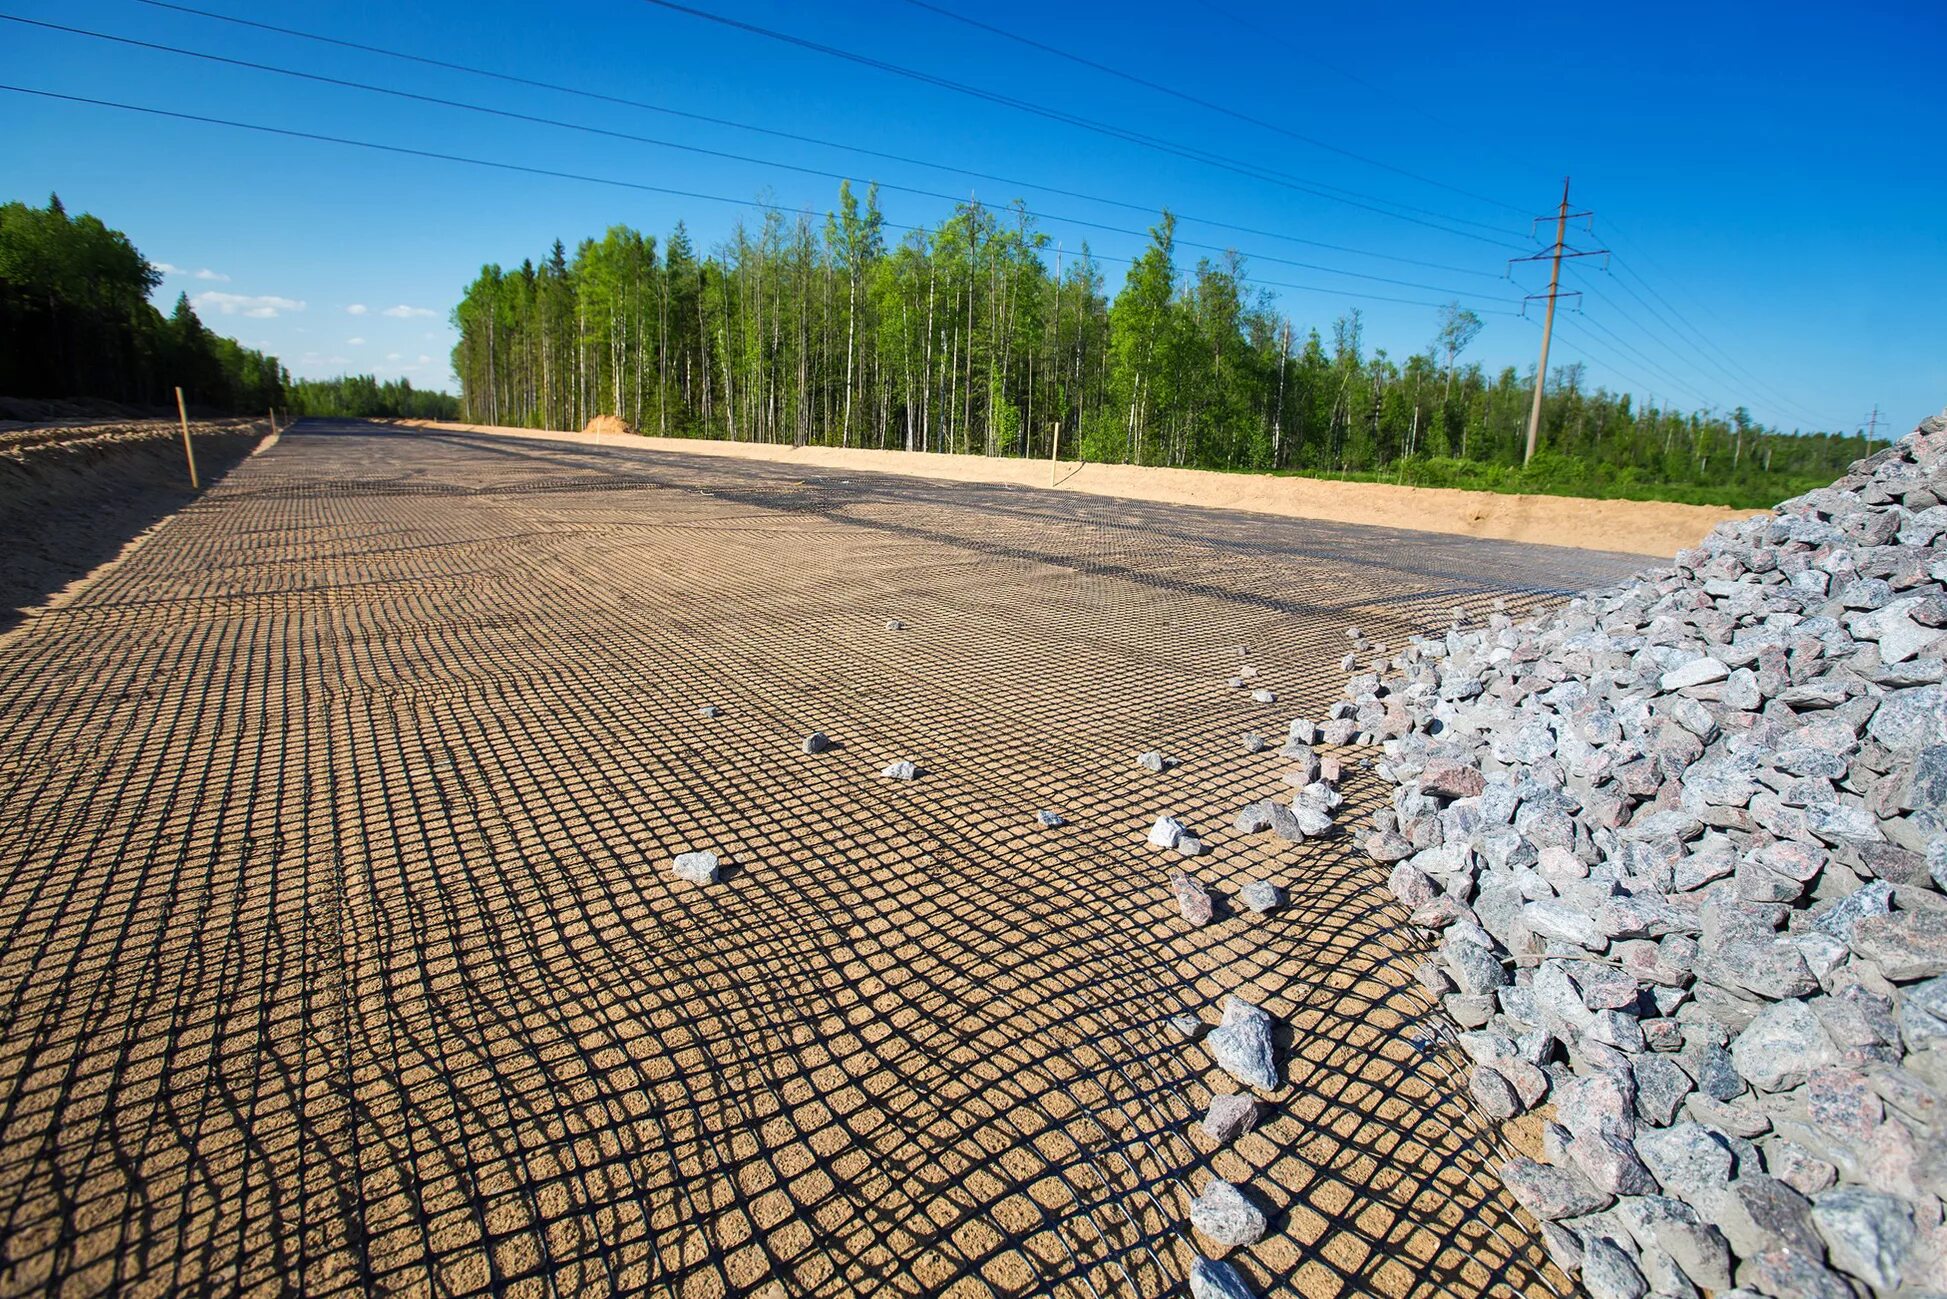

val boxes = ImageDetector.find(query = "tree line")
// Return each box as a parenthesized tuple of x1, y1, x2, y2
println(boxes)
(452, 183, 1870, 509)
(0, 195, 286, 413)
(287, 375, 460, 420)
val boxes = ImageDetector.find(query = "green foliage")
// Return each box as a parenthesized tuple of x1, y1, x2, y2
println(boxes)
(287, 374, 459, 420)
(450, 184, 1873, 508)
(0, 195, 286, 411)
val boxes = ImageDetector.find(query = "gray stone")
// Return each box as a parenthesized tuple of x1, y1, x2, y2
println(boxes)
(1739, 1247, 1855, 1299)
(1036, 810, 1067, 827)
(1500, 1156, 1612, 1220)
(1147, 814, 1187, 850)
(801, 731, 830, 754)
(1136, 750, 1171, 773)
(1189, 1177, 1267, 1248)
(1523, 900, 1606, 949)
(1620, 1195, 1733, 1291)
(880, 759, 919, 780)
(1714, 1175, 1820, 1258)
(1447, 939, 1508, 997)
(1810, 1186, 1915, 1291)
(1169, 1014, 1204, 1039)
(1200, 1093, 1260, 1145)
(1188, 1258, 1255, 1299)
(696, 703, 721, 717)
(1207, 995, 1278, 1091)
(1662, 657, 1731, 691)
(1633, 1055, 1694, 1125)
(1763, 1139, 1837, 1196)
(1849, 908, 1947, 980)
(1731, 998, 1838, 1091)
(671, 850, 720, 884)
(1239, 880, 1283, 915)
(1573, 1128, 1659, 1196)
(1242, 732, 1266, 754)
(1636, 1123, 1735, 1205)
(1898, 975, 1947, 1052)
(1581, 1235, 1649, 1299)
(1470, 1064, 1520, 1119)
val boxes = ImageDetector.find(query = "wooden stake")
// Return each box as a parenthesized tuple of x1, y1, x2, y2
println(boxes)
(1048, 420, 1061, 487)
(268, 406, 278, 436)
(175, 387, 200, 489)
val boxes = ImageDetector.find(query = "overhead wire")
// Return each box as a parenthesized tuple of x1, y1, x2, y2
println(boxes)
(123, 0, 1506, 279)
(893, 0, 1529, 216)
(5, 13, 1519, 308)
(1602, 240, 1840, 427)
(0, 83, 1524, 317)
(634, 0, 1534, 247)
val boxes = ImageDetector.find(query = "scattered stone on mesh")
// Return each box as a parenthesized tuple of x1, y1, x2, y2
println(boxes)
(1200, 1092, 1260, 1144)
(1175, 834, 1207, 858)
(1239, 880, 1284, 914)
(1171, 870, 1214, 926)
(1233, 801, 1275, 835)
(885, 618, 904, 631)
(1188, 1257, 1256, 1299)
(1169, 1013, 1205, 1039)
(1188, 1177, 1267, 1248)
(1242, 732, 1266, 754)
(1250, 688, 1276, 704)
(801, 731, 830, 754)
(1136, 750, 1172, 773)
(1206, 994, 1278, 1091)
(1238, 664, 1258, 680)
(671, 850, 720, 884)
(696, 704, 721, 718)
(880, 760, 919, 780)
(1035, 810, 1067, 827)
(1345, 412, 1947, 1299)
(1147, 814, 1188, 851)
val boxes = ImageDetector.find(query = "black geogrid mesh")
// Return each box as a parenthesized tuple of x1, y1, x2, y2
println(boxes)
(0, 420, 1646, 1299)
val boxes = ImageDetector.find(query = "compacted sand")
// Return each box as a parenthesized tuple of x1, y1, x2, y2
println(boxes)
(398, 418, 1741, 557)
(0, 419, 1644, 1298)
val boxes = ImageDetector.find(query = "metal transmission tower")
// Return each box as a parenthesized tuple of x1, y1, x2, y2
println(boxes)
(1512, 178, 1608, 464)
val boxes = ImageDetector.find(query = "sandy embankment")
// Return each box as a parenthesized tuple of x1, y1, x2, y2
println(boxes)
(394, 418, 1748, 557)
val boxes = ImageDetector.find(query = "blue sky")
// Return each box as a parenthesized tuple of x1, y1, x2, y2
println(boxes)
(3, 0, 1941, 433)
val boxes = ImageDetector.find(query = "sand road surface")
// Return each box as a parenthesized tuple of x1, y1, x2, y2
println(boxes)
(0, 420, 1644, 1298)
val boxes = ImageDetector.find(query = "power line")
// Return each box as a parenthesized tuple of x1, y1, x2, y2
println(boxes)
(5, 13, 1517, 307)
(635, 0, 1533, 247)
(0, 83, 1523, 317)
(1585, 272, 1837, 431)
(893, 0, 1527, 215)
(124, 0, 1505, 279)
(1602, 246, 1839, 428)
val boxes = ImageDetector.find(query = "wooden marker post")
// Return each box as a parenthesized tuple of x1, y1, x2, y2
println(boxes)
(175, 387, 200, 489)
(1049, 420, 1061, 488)
(268, 407, 278, 436)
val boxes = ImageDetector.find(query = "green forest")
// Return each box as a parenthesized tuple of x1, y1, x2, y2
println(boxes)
(0, 195, 286, 412)
(0, 195, 460, 421)
(452, 184, 1872, 509)
(287, 375, 460, 421)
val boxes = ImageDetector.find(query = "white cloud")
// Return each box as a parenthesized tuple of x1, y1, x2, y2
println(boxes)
(345, 303, 369, 316)
(385, 352, 402, 361)
(417, 354, 432, 364)
(193, 268, 230, 282)
(196, 291, 305, 319)
(155, 261, 185, 275)
(347, 336, 365, 346)
(156, 262, 230, 281)
(381, 304, 436, 319)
